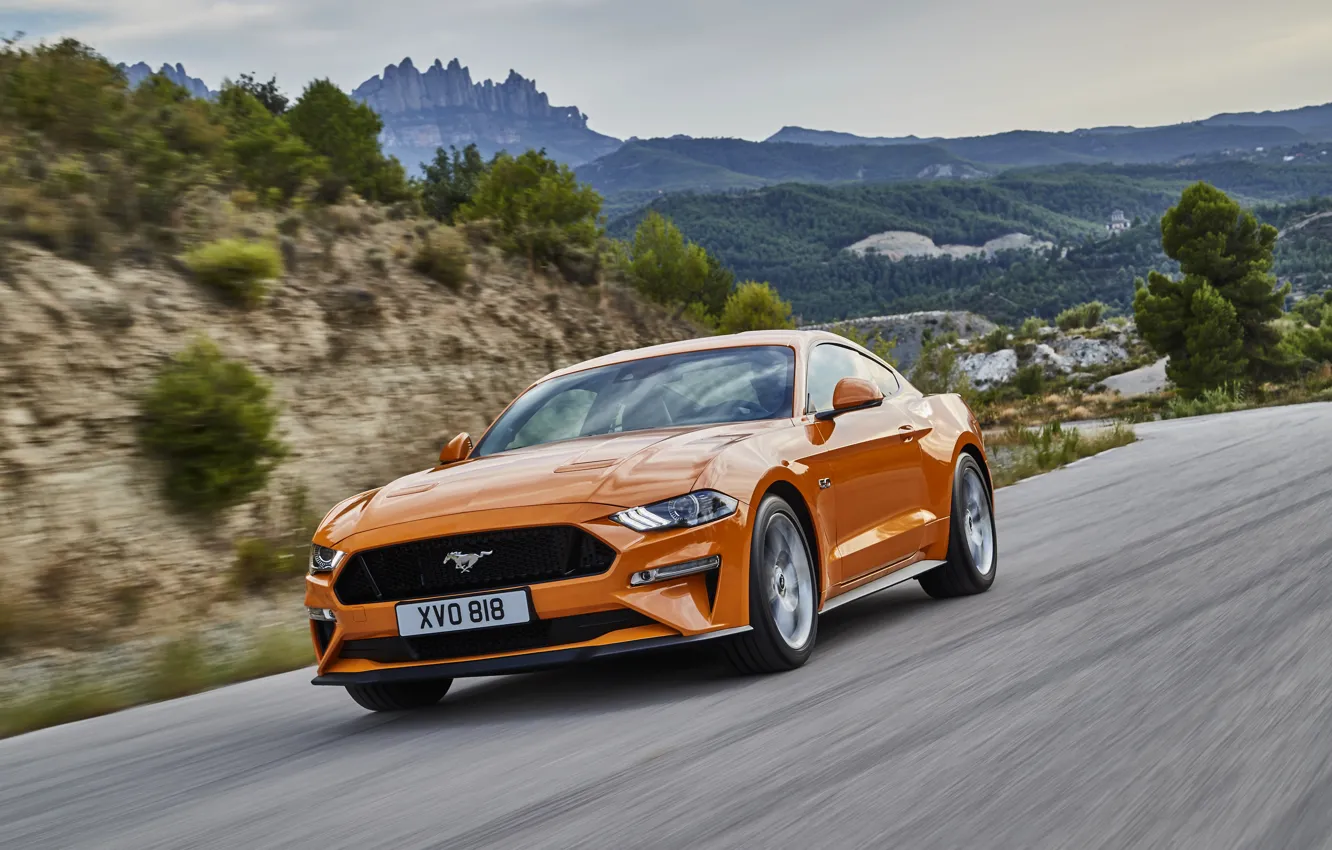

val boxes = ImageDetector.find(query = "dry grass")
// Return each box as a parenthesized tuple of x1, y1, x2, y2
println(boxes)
(990, 423, 1137, 488)
(0, 625, 312, 739)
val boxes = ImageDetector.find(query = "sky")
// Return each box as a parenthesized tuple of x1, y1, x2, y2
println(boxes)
(5, 0, 1332, 142)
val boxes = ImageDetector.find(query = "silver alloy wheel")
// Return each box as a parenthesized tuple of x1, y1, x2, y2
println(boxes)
(763, 513, 815, 650)
(961, 467, 995, 576)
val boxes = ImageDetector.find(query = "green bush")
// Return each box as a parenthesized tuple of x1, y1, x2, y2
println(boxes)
(215, 85, 325, 203)
(1056, 301, 1106, 331)
(1013, 363, 1046, 396)
(231, 537, 305, 594)
(716, 281, 794, 333)
(623, 211, 731, 317)
(138, 338, 286, 513)
(981, 326, 1010, 352)
(183, 239, 283, 307)
(910, 339, 972, 397)
(411, 226, 470, 290)
(458, 149, 602, 268)
(1017, 316, 1046, 340)
(1164, 383, 1247, 418)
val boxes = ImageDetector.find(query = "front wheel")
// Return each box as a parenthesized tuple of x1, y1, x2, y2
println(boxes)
(345, 679, 453, 712)
(919, 453, 997, 599)
(723, 494, 819, 674)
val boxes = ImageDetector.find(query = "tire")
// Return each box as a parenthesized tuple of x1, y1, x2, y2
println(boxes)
(723, 494, 819, 674)
(345, 679, 453, 712)
(919, 453, 998, 599)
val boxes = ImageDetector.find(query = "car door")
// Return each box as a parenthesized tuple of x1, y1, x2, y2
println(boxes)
(803, 343, 929, 584)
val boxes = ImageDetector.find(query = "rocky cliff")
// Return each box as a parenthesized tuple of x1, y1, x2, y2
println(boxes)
(352, 58, 621, 171)
(116, 61, 215, 100)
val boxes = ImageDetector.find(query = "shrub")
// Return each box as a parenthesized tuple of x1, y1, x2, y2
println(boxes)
(183, 238, 283, 307)
(716, 281, 794, 333)
(623, 211, 731, 317)
(1056, 301, 1106, 331)
(457, 149, 602, 268)
(1013, 363, 1046, 396)
(911, 339, 972, 397)
(231, 537, 304, 594)
(1017, 317, 1046, 340)
(411, 226, 470, 290)
(138, 338, 287, 513)
(981, 326, 1010, 352)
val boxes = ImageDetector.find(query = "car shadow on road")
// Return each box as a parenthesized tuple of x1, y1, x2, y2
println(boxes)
(339, 583, 939, 732)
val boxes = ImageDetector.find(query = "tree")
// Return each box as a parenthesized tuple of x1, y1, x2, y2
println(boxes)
(716, 281, 794, 333)
(457, 149, 602, 267)
(285, 79, 411, 202)
(420, 144, 488, 223)
(216, 85, 324, 201)
(234, 72, 288, 115)
(623, 211, 731, 318)
(1134, 182, 1290, 394)
(1172, 283, 1247, 391)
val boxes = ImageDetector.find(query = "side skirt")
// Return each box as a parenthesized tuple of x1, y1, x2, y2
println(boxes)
(819, 559, 947, 613)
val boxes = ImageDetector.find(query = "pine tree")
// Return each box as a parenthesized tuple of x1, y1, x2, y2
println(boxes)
(1133, 182, 1290, 394)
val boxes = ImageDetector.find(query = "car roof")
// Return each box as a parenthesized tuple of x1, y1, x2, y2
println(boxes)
(540, 329, 856, 382)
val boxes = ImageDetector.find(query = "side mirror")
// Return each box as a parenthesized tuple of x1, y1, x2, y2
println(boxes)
(816, 377, 884, 421)
(439, 432, 473, 465)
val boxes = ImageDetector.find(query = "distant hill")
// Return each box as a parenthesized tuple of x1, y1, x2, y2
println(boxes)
(760, 102, 1332, 168)
(116, 61, 214, 99)
(351, 58, 621, 171)
(577, 137, 987, 215)
(765, 127, 941, 147)
(607, 160, 1332, 323)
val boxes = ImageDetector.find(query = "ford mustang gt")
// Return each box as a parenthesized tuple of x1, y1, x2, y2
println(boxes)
(305, 330, 997, 711)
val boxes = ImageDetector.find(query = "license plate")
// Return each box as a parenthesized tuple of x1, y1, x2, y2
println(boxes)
(397, 589, 532, 637)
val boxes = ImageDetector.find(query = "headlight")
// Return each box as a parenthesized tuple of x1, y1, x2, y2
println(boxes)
(611, 490, 739, 532)
(309, 545, 346, 574)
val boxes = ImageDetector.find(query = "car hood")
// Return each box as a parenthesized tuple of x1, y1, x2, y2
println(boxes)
(322, 421, 785, 544)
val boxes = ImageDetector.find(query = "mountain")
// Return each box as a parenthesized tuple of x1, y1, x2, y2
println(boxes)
(761, 102, 1332, 168)
(116, 61, 215, 100)
(576, 137, 988, 215)
(351, 58, 621, 172)
(765, 127, 941, 147)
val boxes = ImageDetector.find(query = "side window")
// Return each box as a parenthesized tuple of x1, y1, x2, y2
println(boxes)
(806, 344, 865, 412)
(858, 355, 900, 397)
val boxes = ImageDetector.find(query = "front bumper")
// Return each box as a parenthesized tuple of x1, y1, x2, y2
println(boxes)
(311, 626, 751, 685)
(304, 500, 754, 681)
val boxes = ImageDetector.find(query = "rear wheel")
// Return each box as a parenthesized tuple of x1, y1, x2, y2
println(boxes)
(919, 453, 997, 599)
(345, 679, 453, 712)
(723, 495, 818, 674)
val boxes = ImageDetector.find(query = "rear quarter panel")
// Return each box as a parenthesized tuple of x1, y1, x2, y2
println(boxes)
(913, 392, 989, 524)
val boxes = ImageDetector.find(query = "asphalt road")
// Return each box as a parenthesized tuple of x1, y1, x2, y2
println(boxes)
(5, 403, 1332, 850)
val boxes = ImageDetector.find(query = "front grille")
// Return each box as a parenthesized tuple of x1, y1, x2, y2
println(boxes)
(339, 609, 658, 663)
(334, 525, 617, 605)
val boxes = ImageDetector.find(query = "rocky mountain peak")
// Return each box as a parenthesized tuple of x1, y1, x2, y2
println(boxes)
(351, 57, 581, 126)
(116, 60, 214, 100)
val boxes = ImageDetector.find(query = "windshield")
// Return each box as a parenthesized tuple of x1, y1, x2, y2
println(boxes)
(473, 346, 796, 458)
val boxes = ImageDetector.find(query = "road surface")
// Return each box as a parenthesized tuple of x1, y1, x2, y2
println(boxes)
(4, 403, 1332, 850)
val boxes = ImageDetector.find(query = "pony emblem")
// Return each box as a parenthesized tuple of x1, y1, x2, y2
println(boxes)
(444, 551, 493, 573)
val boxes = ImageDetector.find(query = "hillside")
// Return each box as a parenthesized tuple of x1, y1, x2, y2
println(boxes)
(610, 163, 1332, 323)
(577, 138, 987, 214)
(0, 215, 696, 651)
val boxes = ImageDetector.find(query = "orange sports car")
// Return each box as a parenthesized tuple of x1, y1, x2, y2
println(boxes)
(305, 330, 997, 711)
